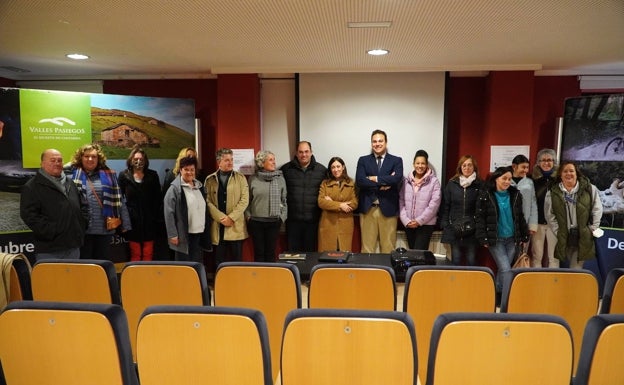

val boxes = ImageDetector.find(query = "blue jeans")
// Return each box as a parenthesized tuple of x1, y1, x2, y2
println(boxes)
(488, 237, 516, 292)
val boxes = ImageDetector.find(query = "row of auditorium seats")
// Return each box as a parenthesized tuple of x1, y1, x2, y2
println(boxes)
(1, 300, 623, 385)
(2, 258, 624, 384)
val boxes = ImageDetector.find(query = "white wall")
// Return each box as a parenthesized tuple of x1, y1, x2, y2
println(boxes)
(298, 72, 446, 177)
(260, 77, 296, 167)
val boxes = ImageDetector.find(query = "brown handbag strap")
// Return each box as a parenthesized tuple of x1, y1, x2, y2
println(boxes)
(86, 177, 104, 209)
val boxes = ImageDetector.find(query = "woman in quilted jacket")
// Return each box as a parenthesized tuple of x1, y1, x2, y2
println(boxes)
(476, 166, 529, 294)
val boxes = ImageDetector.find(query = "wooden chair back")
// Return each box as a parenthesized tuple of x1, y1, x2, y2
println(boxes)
(281, 308, 417, 385)
(600, 268, 624, 314)
(214, 262, 301, 382)
(0, 300, 138, 385)
(137, 305, 272, 385)
(574, 314, 624, 385)
(31, 259, 120, 304)
(426, 312, 573, 385)
(120, 261, 210, 361)
(403, 266, 496, 384)
(500, 268, 599, 374)
(308, 264, 396, 310)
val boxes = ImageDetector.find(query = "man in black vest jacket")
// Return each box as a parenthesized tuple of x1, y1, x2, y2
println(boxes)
(280, 141, 327, 252)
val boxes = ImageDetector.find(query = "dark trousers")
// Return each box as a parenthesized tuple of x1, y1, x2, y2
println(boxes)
(248, 219, 281, 262)
(174, 233, 203, 264)
(405, 225, 435, 250)
(286, 219, 319, 252)
(214, 225, 243, 266)
(81, 234, 112, 260)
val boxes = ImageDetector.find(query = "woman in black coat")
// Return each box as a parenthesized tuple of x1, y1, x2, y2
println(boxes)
(118, 146, 163, 261)
(475, 166, 529, 293)
(439, 155, 482, 266)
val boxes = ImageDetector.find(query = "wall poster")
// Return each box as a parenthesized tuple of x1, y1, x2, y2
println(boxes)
(0, 87, 196, 262)
(561, 93, 624, 281)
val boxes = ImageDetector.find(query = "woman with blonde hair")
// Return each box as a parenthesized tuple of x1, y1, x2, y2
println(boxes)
(439, 155, 482, 265)
(162, 147, 198, 194)
(71, 143, 131, 260)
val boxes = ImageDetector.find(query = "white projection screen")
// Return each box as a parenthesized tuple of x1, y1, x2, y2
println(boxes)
(299, 72, 446, 180)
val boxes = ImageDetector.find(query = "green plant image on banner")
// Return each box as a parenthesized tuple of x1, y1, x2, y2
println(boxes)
(19, 89, 92, 168)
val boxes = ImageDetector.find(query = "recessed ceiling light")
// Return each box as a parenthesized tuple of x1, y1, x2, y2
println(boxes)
(66, 53, 90, 60)
(347, 21, 392, 28)
(367, 49, 389, 56)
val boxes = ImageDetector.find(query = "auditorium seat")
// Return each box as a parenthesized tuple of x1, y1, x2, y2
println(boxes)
(426, 312, 573, 385)
(403, 265, 496, 384)
(599, 268, 624, 314)
(120, 261, 210, 361)
(574, 314, 624, 385)
(214, 262, 301, 383)
(0, 300, 138, 385)
(308, 263, 396, 310)
(281, 308, 417, 385)
(137, 305, 272, 385)
(31, 259, 120, 304)
(500, 268, 599, 374)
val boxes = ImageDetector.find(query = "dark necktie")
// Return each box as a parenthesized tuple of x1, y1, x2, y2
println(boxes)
(376, 156, 382, 170)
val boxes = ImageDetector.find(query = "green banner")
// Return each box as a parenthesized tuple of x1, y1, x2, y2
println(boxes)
(19, 89, 92, 168)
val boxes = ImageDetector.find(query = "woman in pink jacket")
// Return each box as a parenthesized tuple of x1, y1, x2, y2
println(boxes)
(399, 150, 442, 250)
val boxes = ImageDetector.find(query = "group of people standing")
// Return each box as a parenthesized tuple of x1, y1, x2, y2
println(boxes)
(20, 137, 603, 287)
(440, 149, 603, 294)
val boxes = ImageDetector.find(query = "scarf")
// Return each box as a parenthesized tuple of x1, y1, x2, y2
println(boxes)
(459, 172, 477, 188)
(39, 169, 68, 196)
(73, 168, 122, 217)
(257, 170, 282, 217)
(412, 168, 431, 193)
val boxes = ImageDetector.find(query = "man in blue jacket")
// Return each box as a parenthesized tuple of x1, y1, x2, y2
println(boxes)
(356, 130, 403, 253)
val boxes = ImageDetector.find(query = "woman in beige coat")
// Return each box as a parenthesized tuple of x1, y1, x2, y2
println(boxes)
(317, 157, 358, 251)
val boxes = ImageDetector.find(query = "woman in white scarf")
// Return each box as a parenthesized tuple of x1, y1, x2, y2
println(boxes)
(439, 155, 483, 266)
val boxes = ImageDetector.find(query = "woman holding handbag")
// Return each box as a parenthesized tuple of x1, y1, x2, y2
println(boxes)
(71, 143, 131, 260)
(439, 155, 483, 266)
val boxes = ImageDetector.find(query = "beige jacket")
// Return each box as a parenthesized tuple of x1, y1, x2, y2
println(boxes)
(317, 178, 358, 251)
(205, 171, 249, 243)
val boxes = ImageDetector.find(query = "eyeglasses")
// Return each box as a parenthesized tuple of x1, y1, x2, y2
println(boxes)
(540, 159, 554, 163)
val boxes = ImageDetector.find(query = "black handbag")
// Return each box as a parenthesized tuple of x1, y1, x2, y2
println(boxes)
(451, 216, 476, 238)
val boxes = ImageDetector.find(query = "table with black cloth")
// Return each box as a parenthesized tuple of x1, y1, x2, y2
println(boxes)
(279, 252, 445, 282)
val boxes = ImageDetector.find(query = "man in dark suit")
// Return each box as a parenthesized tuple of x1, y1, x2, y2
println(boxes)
(355, 129, 403, 253)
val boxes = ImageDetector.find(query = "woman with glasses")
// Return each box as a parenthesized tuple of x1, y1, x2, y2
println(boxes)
(531, 149, 558, 267)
